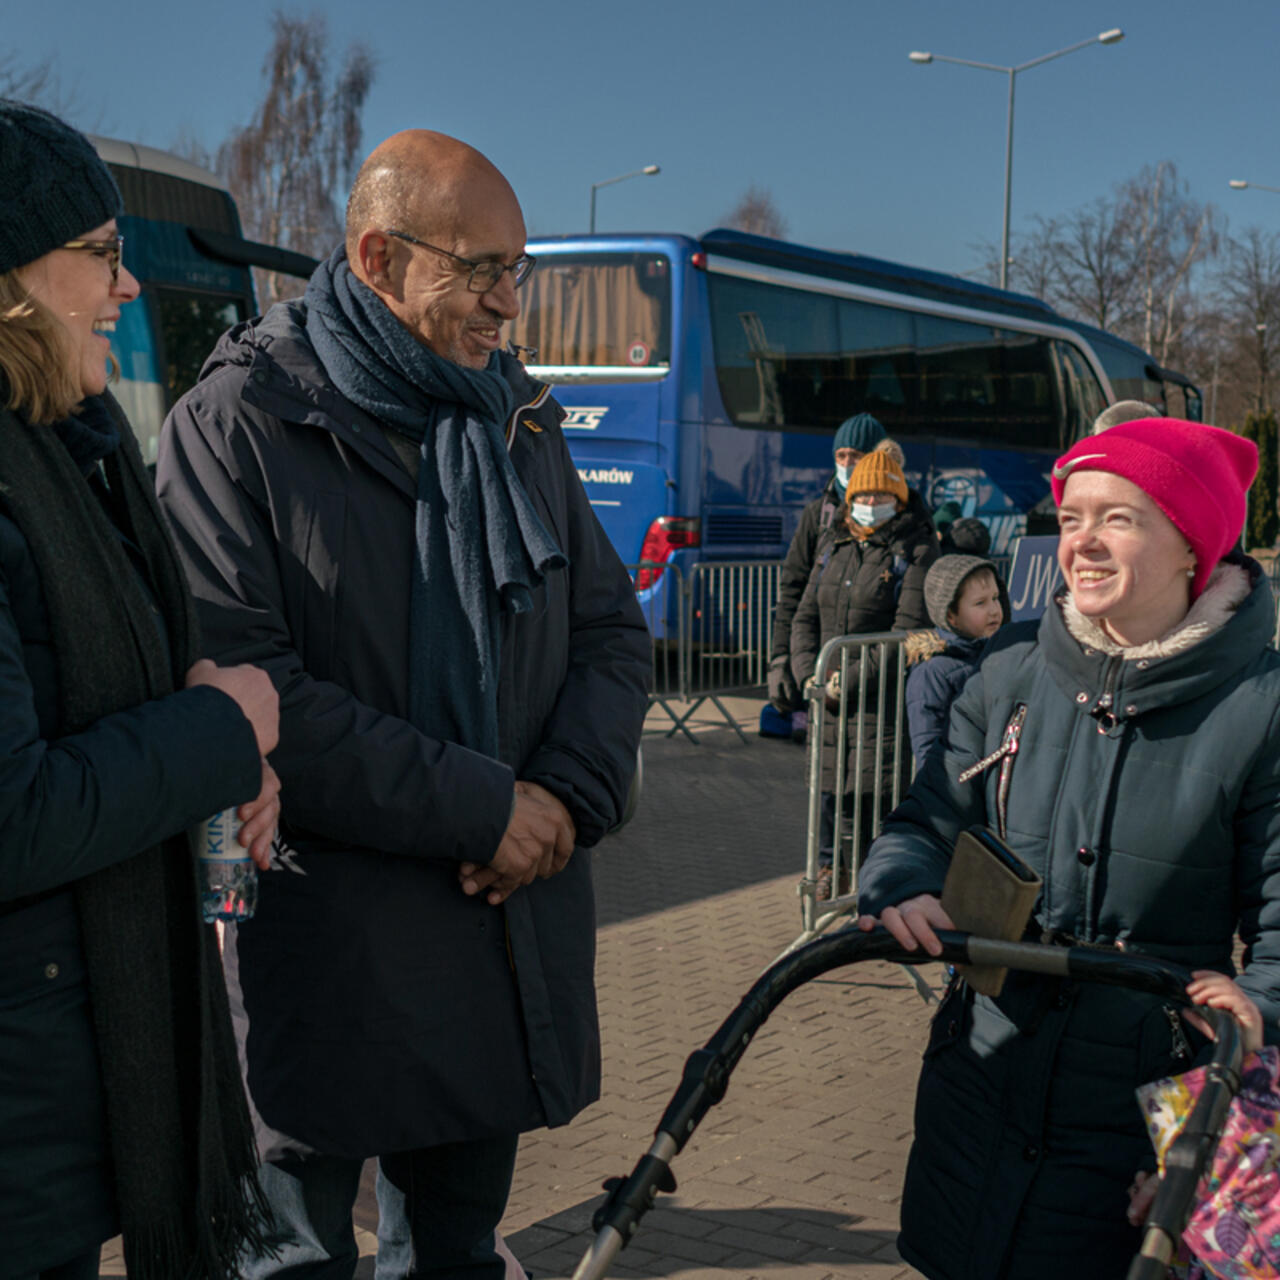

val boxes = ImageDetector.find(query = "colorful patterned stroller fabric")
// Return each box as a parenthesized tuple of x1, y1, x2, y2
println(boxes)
(1138, 1045, 1280, 1279)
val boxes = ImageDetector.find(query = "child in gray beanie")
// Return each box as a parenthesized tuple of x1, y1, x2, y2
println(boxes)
(904, 555, 1006, 766)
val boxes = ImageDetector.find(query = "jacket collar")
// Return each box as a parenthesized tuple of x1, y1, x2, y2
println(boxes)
(1037, 555, 1273, 721)
(199, 301, 551, 497)
(1059, 562, 1252, 659)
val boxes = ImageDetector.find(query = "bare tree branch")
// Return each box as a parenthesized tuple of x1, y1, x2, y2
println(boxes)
(721, 185, 788, 239)
(216, 11, 375, 305)
(0, 52, 85, 121)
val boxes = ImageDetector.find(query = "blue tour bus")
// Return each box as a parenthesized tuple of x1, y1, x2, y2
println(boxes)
(91, 135, 315, 465)
(508, 228, 1202, 637)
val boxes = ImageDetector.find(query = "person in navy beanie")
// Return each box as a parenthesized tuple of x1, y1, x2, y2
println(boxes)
(0, 98, 280, 1279)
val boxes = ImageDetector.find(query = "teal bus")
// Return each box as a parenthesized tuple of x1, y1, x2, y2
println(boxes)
(91, 135, 315, 464)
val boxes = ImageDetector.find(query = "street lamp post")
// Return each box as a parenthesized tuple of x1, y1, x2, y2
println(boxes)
(1230, 179, 1280, 197)
(909, 29, 1124, 290)
(589, 165, 661, 234)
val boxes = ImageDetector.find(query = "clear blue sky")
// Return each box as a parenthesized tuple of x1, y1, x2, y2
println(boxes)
(12, 0, 1280, 276)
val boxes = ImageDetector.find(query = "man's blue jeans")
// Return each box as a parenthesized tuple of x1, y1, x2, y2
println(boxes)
(241, 1135, 520, 1279)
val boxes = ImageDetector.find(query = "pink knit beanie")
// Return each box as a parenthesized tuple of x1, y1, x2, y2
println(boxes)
(1050, 418, 1258, 600)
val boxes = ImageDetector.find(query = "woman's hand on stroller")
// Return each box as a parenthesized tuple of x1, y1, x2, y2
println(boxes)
(857, 894, 955, 957)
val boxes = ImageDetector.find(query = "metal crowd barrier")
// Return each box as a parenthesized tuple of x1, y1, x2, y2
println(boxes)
(626, 561, 688, 739)
(1264, 559, 1280, 649)
(790, 635, 904, 890)
(679, 559, 783, 742)
(630, 558, 785, 744)
(790, 629, 936, 1000)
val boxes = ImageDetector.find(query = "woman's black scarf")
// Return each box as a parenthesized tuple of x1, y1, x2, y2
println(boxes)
(304, 247, 565, 757)
(0, 393, 271, 1278)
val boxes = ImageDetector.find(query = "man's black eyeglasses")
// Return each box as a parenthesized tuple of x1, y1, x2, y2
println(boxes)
(384, 229, 535, 293)
(60, 234, 124, 285)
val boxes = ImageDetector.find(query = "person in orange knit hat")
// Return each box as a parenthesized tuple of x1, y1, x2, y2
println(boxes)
(789, 445, 938, 899)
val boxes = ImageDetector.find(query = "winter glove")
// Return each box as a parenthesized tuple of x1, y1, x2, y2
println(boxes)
(803, 671, 844, 714)
(824, 670, 844, 714)
(767, 657, 799, 713)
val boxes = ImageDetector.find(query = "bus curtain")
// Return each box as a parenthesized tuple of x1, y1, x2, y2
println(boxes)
(517, 262, 662, 367)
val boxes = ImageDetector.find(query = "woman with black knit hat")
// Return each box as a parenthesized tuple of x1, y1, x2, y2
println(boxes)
(856, 418, 1280, 1278)
(0, 100, 281, 1279)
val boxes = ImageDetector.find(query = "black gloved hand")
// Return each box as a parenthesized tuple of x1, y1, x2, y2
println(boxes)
(767, 658, 799, 713)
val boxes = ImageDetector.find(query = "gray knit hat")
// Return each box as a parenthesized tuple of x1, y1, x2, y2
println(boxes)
(1092, 400, 1160, 434)
(0, 99, 122, 274)
(924, 554, 997, 630)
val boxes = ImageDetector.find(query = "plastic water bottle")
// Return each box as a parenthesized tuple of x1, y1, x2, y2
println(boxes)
(198, 806, 258, 923)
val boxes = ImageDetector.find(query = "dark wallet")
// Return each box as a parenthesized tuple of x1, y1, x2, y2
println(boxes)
(939, 827, 1042, 997)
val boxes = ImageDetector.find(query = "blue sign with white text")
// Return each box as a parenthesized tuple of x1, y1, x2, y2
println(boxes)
(1007, 536, 1064, 623)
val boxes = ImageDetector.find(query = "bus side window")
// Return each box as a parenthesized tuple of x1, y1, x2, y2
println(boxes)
(154, 290, 246, 407)
(1054, 341, 1108, 444)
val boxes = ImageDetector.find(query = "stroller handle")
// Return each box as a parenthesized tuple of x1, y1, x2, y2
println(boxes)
(572, 927, 1243, 1280)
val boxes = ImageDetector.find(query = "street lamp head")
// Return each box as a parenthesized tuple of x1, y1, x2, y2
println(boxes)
(642, 165, 660, 176)
(1098, 28, 1125, 44)
(1230, 180, 1250, 190)
(908, 51, 933, 64)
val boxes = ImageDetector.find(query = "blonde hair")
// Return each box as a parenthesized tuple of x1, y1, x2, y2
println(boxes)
(0, 267, 82, 425)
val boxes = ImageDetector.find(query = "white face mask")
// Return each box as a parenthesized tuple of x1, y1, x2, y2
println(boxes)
(835, 463, 852, 488)
(850, 500, 898, 528)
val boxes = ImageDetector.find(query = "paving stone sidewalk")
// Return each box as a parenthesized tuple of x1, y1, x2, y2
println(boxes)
(98, 697, 934, 1279)
(496, 699, 934, 1280)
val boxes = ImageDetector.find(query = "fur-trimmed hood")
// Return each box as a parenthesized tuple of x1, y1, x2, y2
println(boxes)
(904, 628, 988, 667)
(1030, 553, 1276, 725)
(1060, 561, 1253, 659)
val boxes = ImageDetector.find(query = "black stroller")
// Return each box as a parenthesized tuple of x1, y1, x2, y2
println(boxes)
(571, 929, 1246, 1280)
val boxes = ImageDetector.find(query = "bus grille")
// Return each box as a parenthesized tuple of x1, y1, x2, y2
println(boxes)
(704, 514, 785, 546)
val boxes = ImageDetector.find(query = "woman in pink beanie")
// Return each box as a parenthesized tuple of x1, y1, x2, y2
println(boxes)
(854, 419, 1280, 1278)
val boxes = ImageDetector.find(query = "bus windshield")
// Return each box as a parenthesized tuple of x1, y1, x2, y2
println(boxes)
(511, 252, 672, 369)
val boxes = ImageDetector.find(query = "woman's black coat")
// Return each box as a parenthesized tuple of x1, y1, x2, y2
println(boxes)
(0, 407, 259, 1272)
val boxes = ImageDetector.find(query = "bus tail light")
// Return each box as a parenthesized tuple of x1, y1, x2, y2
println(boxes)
(635, 517, 701, 590)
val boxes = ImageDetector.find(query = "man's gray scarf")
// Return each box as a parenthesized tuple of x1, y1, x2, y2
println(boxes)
(0, 393, 271, 1278)
(305, 246, 565, 757)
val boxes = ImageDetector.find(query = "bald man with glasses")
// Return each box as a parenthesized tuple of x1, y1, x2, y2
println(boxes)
(157, 130, 651, 1279)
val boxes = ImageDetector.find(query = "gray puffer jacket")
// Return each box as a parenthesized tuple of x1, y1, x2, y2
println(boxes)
(858, 556, 1280, 1280)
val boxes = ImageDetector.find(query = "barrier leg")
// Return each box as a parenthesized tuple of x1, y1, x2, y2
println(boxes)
(707, 695, 748, 743)
(664, 696, 708, 741)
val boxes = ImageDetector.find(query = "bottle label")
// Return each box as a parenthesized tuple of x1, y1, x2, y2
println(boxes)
(200, 807, 247, 862)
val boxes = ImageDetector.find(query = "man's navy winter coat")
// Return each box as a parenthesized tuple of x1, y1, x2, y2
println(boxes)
(156, 302, 652, 1158)
(858, 560, 1280, 1280)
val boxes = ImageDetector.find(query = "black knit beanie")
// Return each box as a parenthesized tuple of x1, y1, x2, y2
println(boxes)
(0, 99, 122, 274)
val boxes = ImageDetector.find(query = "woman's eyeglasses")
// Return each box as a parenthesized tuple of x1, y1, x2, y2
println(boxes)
(59, 234, 124, 285)
(384, 229, 535, 293)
